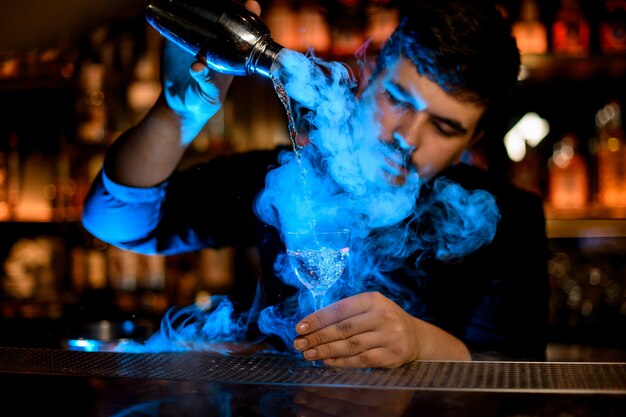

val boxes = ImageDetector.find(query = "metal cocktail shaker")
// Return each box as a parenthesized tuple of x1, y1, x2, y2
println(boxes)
(145, 0, 285, 77)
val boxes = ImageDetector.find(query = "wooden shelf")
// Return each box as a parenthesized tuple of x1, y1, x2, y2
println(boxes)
(547, 218, 626, 239)
(520, 54, 626, 83)
(545, 204, 626, 238)
(0, 77, 75, 93)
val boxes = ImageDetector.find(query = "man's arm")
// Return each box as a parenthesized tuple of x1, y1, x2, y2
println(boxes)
(105, 55, 233, 187)
(81, 41, 233, 252)
(104, 0, 261, 187)
(82, 3, 261, 251)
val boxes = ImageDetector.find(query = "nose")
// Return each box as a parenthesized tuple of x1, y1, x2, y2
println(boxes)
(391, 131, 415, 154)
(389, 113, 420, 161)
(383, 131, 415, 169)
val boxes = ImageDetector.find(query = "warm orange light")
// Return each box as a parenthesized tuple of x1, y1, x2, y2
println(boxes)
(513, 23, 548, 55)
(548, 136, 589, 210)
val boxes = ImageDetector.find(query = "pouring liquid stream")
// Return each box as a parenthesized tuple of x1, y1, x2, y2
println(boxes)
(270, 73, 319, 237)
(271, 59, 351, 375)
(270, 72, 351, 312)
(270, 73, 301, 157)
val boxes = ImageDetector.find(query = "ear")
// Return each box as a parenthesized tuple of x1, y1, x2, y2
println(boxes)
(455, 130, 485, 165)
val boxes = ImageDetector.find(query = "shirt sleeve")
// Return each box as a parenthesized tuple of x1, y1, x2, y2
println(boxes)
(81, 148, 282, 255)
(81, 167, 168, 254)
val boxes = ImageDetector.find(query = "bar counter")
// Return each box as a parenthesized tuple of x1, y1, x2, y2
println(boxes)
(1, 346, 625, 416)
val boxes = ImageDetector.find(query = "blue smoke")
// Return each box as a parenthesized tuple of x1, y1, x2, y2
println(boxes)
(112, 47, 499, 355)
(115, 286, 265, 354)
(253, 49, 499, 343)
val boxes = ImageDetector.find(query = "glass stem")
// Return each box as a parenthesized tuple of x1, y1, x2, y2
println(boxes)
(312, 292, 325, 311)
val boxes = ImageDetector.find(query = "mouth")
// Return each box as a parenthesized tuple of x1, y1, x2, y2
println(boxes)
(381, 144, 416, 185)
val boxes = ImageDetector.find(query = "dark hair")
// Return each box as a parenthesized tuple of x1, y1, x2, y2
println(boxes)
(376, 0, 520, 109)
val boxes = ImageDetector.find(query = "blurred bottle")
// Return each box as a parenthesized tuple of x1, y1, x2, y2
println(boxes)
(0, 55, 20, 80)
(366, 0, 400, 50)
(265, 0, 301, 51)
(145, 0, 285, 77)
(76, 62, 107, 144)
(328, 0, 366, 56)
(600, 0, 626, 55)
(512, 0, 548, 55)
(0, 150, 7, 220)
(509, 147, 545, 197)
(552, 0, 590, 57)
(6, 133, 21, 220)
(548, 134, 589, 210)
(49, 140, 79, 222)
(1, 236, 64, 319)
(69, 236, 119, 322)
(299, 0, 332, 53)
(126, 25, 162, 125)
(595, 101, 626, 208)
(136, 253, 168, 316)
(107, 246, 139, 315)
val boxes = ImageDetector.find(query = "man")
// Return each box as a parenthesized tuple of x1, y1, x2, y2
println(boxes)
(82, 0, 549, 367)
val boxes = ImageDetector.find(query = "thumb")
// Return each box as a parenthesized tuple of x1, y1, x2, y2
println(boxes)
(190, 60, 207, 74)
(245, 1, 262, 16)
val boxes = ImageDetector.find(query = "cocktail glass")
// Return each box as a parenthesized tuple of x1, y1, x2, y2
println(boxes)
(285, 229, 351, 311)
(284, 228, 351, 372)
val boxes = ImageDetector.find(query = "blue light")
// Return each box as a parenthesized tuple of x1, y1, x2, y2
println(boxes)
(122, 320, 134, 335)
(66, 339, 101, 352)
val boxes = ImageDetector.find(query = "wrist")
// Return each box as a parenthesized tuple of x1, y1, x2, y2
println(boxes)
(157, 94, 211, 145)
(411, 317, 471, 361)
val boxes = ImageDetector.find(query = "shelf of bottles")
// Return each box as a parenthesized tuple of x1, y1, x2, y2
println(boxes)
(542, 99, 626, 235)
(503, 0, 626, 231)
(2, 1, 626, 221)
(0, 13, 206, 323)
(498, 0, 626, 345)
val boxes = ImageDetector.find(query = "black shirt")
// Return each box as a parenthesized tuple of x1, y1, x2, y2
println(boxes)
(83, 147, 549, 360)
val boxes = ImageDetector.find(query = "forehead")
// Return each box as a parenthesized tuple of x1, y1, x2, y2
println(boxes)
(378, 56, 486, 130)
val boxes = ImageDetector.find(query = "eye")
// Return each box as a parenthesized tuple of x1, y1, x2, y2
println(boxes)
(431, 120, 457, 137)
(384, 90, 414, 111)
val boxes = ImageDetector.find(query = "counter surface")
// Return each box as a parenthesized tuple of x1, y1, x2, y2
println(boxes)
(1, 347, 625, 416)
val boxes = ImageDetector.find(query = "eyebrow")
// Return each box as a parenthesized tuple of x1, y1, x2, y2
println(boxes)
(386, 81, 418, 108)
(386, 80, 469, 135)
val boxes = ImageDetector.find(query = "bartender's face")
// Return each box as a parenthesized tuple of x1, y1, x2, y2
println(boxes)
(365, 55, 486, 184)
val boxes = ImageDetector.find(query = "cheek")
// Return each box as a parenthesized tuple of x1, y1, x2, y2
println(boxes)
(377, 115, 395, 137)
(374, 101, 402, 138)
(372, 96, 386, 119)
(412, 141, 465, 178)
(373, 113, 393, 140)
